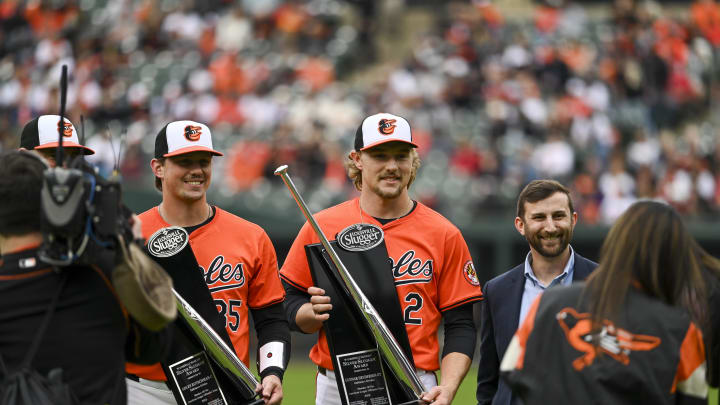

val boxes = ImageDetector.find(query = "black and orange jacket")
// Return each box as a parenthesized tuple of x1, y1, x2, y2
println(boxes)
(0, 246, 169, 405)
(500, 283, 708, 405)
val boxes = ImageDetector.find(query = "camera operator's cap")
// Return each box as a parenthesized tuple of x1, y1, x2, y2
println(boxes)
(154, 120, 224, 158)
(20, 115, 95, 155)
(354, 113, 418, 151)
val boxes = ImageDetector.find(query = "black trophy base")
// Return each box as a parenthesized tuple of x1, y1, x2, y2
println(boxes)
(307, 241, 421, 405)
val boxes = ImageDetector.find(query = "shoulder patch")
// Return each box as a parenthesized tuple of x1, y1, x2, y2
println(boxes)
(336, 223, 384, 252)
(463, 260, 480, 286)
(147, 226, 189, 257)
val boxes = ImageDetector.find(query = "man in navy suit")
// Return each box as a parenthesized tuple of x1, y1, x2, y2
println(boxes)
(476, 179, 597, 405)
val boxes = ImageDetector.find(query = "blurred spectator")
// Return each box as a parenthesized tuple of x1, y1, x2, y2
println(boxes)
(599, 151, 636, 224)
(531, 133, 575, 180)
(1, 0, 720, 225)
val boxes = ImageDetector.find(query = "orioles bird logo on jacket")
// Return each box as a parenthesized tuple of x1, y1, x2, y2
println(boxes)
(378, 119, 397, 135)
(556, 307, 661, 371)
(184, 125, 202, 141)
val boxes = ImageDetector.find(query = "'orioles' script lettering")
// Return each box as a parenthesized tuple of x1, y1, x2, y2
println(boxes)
(201, 255, 246, 289)
(390, 250, 433, 285)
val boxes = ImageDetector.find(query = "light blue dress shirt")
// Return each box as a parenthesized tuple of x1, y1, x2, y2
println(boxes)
(518, 246, 575, 326)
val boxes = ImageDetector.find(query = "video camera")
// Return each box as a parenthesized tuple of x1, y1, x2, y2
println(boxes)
(39, 157, 134, 266)
(33, 66, 177, 332)
(38, 65, 133, 266)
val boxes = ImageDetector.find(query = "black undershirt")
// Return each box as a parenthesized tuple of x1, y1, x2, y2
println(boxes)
(373, 200, 417, 225)
(184, 206, 216, 234)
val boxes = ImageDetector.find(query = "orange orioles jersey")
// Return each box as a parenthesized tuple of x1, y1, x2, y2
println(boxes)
(126, 206, 285, 381)
(501, 284, 708, 404)
(280, 198, 483, 371)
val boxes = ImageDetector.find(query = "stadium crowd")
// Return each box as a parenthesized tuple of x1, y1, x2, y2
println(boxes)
(1, 0, 720, 224)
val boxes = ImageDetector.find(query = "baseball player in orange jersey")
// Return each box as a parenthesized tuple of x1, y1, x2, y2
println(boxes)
(125, 120, 289, 405)
(281, 113, 483, 405)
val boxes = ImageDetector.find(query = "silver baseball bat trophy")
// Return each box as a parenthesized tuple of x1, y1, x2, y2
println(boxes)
(169, 290, 264, 405)
(173, 289, 260, 387)
(275, 165, 426, 405)
(144, 224, 264, 405)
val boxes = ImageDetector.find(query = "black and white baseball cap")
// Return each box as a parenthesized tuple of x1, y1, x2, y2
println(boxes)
(154, 120, 224, 158)
(20, 115, 95, 155)
(354, 113, 418, 151)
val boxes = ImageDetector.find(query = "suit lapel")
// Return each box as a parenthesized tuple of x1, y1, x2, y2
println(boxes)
(571, 253, 595, 282)
(495, 265, 525, 356)
(508, 267, 525, 329)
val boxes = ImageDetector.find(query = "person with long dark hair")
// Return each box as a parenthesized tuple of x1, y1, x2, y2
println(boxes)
(500, 200, 715, 405)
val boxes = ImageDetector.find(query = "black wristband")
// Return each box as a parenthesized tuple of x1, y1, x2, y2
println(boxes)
(260, 366, 284, 381)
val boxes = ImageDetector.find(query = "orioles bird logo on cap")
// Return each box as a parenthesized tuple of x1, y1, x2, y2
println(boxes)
(58, 120, 73, 137)
(184, 125, 202, 141)
(378, 119, 397, 135)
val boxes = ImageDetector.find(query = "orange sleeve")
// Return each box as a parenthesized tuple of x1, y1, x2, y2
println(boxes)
(279, 222, 315, 291)
(437, 228, 483, 311)
(500, 294, 541, 373)
(672, 322, 708, 398)
(247, 230, 285, 308)
(515, 295, 541, 369)
(138, 207, 163, 240)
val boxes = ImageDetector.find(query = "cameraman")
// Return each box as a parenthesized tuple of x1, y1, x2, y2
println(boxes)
(0, 150, 170, 404)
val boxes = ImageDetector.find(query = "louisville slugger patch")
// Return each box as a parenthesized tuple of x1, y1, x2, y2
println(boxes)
(462, 260, 480, 286)
(336, 223, 384, 252)
(147, 226, 189, 258)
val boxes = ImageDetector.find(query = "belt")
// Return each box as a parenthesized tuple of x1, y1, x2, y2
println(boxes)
(318, 366, 328, 376)
(126, 373, 140, 382)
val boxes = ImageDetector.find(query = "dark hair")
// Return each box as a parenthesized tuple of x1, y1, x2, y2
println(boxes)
(154, 157, 166, 192)
(516, 179, 573, 218)
(0, 151, 47, 236)
(586, 200, 716, 328)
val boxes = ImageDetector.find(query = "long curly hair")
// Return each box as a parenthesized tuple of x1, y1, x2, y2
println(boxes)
(344, 148, 421, 191)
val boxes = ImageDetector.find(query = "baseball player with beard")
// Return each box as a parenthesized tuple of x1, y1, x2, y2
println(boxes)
(281, 113, 483, 405)
(125, 121, 289, 405)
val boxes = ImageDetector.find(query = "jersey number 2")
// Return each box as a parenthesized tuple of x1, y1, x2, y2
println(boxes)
(215, 299, 242, 332)
(404, 293, 423, 325)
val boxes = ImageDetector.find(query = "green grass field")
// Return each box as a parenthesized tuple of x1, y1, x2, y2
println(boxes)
(279, 361, 719, 405)
(278, 361, 489, 404)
